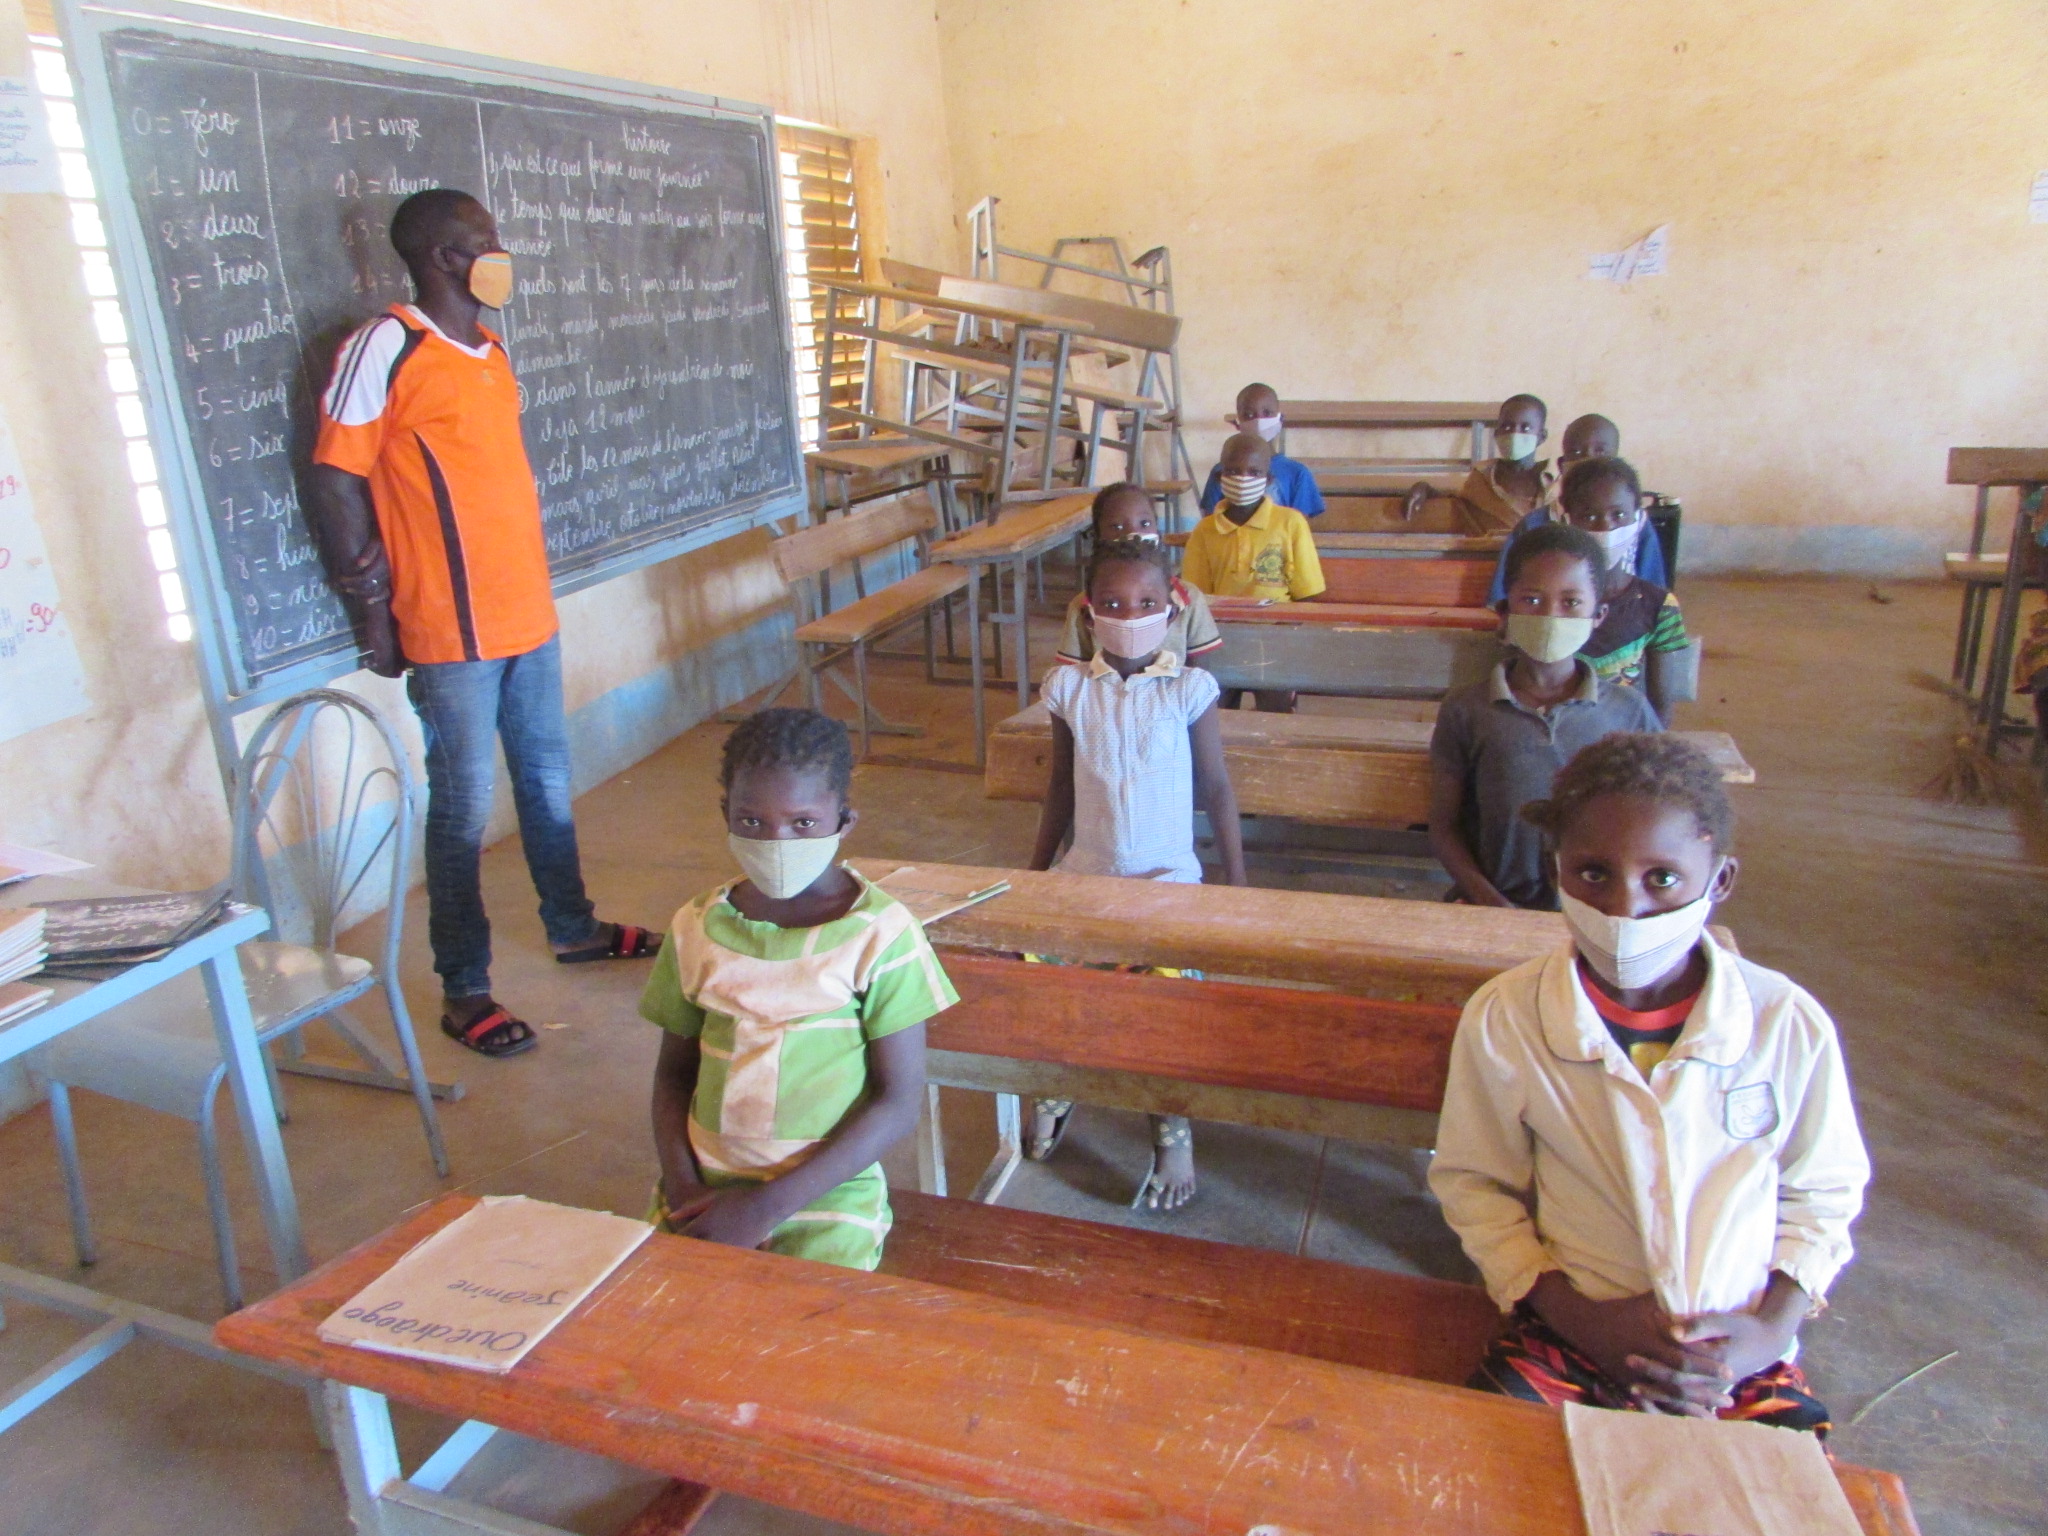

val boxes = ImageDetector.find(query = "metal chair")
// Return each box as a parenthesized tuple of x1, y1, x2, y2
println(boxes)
(33, 689, 447, 1310)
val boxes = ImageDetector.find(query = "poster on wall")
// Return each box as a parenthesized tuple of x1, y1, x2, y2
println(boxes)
(0, 403, 90, 744)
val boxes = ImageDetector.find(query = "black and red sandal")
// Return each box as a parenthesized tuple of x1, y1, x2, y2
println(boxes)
(555, 922, 659, 965)
(441, 1003, 538, 1058)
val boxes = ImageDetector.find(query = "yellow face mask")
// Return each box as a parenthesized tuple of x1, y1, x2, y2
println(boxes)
(466, 251, 514, 309)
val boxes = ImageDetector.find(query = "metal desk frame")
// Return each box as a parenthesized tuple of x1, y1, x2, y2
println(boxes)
(0, 895, 311, 1435)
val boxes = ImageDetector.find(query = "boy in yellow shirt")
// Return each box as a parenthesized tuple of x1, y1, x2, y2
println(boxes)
(1180, 432, 1324, 710)
(1180, 433, 1325, 602)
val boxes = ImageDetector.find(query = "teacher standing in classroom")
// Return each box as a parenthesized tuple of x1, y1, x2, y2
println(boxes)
(308, 188, 656, 1060)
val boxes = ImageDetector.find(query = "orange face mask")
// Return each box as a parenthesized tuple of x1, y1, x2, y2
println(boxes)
(467, 251, 514, 309)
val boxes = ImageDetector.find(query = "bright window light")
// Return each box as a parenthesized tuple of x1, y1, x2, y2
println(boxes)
(32, 34, 191, 644)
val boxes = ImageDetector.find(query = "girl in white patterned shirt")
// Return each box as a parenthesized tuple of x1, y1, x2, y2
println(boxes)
(1026, 540, 1246, 1210)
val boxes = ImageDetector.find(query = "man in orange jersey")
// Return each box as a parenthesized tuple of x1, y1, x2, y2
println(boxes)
(310, 189, 654, 1060)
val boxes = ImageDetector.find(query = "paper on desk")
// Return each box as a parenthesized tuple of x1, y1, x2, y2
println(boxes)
(873, 866, 1010, 926)
(319, 1196, 652, 1374)
(1565, 1403, 1862, 1536)
(0, 979, 51, 1027)
(0, 843, 92, 886)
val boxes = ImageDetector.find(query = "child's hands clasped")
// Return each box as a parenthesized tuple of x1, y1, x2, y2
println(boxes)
(1529, 1272, 1734, 1416)
(679, 1184, 789, 1252)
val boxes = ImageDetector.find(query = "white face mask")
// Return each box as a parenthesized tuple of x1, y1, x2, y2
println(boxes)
(1585, 520, 1641, 569)
(1091, 606, 1173, 659)
(1504, 612, 1594, 664)
(1561, 883, 1720, 992)
(1103, 529, 1162, 546)
(728, 831, 842, 900)
(1219, 472, 1268, 507)
(1249, 415, 1284, 442)
(1496, 429, 1540, 463)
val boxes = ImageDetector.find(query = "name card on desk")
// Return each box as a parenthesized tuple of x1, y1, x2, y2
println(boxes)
(319, 1196, 650, 1374)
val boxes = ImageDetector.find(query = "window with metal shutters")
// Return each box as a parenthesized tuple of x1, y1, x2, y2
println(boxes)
(775, 124, 863, 445)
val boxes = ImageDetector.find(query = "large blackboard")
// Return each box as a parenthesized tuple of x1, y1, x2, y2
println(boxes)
(70, 7, 801, 696)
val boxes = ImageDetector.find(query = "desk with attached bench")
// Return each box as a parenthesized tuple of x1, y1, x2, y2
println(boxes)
(217, 1194, 1923, 1536)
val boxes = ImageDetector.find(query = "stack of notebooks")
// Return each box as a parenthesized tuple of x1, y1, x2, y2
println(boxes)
(0, 906, 51, 1028)
(34, 886, 231, 982)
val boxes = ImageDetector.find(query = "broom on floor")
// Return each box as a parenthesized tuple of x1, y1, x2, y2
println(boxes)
(1912, 672, 2034, 805)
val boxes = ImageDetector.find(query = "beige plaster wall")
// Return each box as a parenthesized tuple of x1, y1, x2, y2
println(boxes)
(935, 0, 2048, 573)
(0, 0, 956, 892)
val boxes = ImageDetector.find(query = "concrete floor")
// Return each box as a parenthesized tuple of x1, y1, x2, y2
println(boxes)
(0, 575, 2041, 1534)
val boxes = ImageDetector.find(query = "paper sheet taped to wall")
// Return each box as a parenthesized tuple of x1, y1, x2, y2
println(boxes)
(1588, 226, 1669, 284)
(0, 78, 61, 195)
(0, 402, 89, 745)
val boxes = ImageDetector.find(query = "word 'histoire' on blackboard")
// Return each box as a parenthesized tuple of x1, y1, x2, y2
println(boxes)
(63, 0, 804, 700)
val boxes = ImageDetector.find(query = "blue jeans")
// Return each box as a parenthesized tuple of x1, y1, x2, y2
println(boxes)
(407, 637, 598, 999)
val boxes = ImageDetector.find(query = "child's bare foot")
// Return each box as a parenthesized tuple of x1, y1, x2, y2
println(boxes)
(1136, 1117, 1195, 1211)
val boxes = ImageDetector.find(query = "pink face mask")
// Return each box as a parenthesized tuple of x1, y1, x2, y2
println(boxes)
(1091, 606, 1173, 659)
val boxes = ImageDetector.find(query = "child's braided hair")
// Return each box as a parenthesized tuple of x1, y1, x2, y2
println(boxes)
(1086, 536, 1172, 593)
(1523, 732, 1735, 854)
(720, 707, 854, 798)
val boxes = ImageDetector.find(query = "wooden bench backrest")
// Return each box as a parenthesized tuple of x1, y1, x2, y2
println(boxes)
(771, 492, 939, 585)
(1317, 556, 1497, 608)
(937, 275, 1180, 355)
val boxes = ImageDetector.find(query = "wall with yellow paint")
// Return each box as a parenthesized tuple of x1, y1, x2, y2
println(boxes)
(0, 0, 956, 896)
(936, 0, 2048, 572)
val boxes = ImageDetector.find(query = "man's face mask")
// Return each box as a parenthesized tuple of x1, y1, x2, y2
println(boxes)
(466, 251, 514, 309)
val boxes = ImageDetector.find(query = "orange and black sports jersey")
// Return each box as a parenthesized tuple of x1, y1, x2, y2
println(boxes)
(314, 304, 556, 665)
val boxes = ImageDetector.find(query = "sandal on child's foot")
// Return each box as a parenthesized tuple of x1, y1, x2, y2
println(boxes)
(1132, 1118, 1196, 1211)
(1026, 1099, 1075, 1162)
(441, 1002, 537, 1058)
(554, 922, 659, 964)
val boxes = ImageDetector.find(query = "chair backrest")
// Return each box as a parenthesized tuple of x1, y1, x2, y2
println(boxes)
(229, 689, 416, 975)
(937, 275, 1180, 354)
(771, 491, 941, 585)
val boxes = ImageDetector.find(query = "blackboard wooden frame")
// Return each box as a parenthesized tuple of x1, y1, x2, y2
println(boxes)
(59, 0, 806, 775)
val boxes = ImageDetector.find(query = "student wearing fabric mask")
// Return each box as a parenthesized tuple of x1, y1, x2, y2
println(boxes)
(1458, 393, 1557, 533)
(1484, 414, 1670, 602)
(1029, 539, 1246, 1211)
(1197, 382, 1325, 518)
(1560, 457, 1690, 724)
(1428, 523, 1661, 908)
(312, 188, 656, 1061)
(1180, 432, 1325, 712)
(1056, 482, 1222, 668)
(1431, 733, 1868, 1433)
(641, 708, 954, 1270)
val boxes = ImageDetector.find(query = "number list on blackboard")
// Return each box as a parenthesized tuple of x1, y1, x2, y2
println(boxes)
(99, 28, 798, 684)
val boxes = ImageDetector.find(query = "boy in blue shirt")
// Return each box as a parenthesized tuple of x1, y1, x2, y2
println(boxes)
(1486, 414, 1669, 602)
(1199, 382, 1325, 517)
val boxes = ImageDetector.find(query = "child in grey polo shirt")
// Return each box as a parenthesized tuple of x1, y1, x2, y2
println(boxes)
(1428, 523, 1663, 909)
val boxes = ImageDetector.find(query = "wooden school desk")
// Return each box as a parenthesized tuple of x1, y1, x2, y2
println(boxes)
(983, 704, 1757, 827)
(1945, 447, 2048, 733)
(0, 879, 309, 1436)
(217, 1197, 1922, 1536)
(927, 492, 1095, 759)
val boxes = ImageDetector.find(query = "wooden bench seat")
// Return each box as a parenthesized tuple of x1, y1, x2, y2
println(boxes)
(881, 1189, 1501, 1385)
(985, 703, 1754, 825)
(793, 562, 967, 646)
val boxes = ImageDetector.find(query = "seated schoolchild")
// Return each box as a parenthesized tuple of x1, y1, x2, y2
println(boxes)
(1458, 393, 1557, 532)
(1560, 457, 1690, 724)
(643, 708, 956, 1271)
(1057, 482, 1221, 668)
(1431, 732, 1870, 1433)
(1181, 431, 1325, 712)
(1198, 382, 1326, 518)
(1428, 523, 1662, 909)
(1487, 414, 1668, 601)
